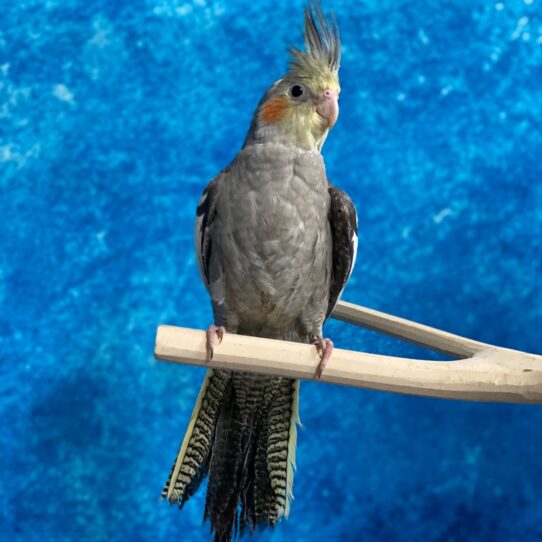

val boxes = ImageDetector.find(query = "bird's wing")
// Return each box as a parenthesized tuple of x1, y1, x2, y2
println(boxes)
(326, 183, 358, 318)
(195, 174, 222, 286)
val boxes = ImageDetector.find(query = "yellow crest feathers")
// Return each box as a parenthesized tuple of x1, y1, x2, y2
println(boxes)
(288, 1, 341, 82)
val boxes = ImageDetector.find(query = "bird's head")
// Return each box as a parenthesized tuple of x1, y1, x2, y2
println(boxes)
(244, 2, 340, 151)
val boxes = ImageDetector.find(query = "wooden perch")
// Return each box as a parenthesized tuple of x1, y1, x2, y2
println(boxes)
(155, 300, 542, 404)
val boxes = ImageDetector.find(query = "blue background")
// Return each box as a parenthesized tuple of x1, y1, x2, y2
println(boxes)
(2, 0, 542, 540)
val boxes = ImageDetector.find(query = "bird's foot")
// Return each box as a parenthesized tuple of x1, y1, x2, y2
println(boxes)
(311, 337, 334, 379)
(206, 325, 225, 361)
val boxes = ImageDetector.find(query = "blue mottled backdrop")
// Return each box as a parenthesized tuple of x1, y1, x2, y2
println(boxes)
(1, 0, 542, 540)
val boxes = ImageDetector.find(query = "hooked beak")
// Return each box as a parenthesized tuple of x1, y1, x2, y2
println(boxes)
(314, 89, 339, 128)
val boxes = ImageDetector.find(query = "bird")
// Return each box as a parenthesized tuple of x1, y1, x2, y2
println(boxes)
(162, 3, 358, 541)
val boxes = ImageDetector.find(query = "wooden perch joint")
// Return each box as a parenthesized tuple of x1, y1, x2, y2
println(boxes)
(155, 300, 542, 404)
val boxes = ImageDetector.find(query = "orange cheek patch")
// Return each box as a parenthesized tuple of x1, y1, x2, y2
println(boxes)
(260, 96, 288, 124)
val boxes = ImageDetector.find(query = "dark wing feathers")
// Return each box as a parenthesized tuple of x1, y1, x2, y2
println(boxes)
(326, 184, 358, 318)
(196, 176, 221, 284)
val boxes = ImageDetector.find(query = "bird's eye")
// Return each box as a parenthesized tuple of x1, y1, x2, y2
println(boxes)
(290, 85, 304, 98)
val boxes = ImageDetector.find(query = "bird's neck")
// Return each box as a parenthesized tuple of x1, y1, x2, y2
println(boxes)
(233, 142, 327, 194)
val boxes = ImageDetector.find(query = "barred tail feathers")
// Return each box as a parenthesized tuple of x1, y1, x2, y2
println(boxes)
(162, 368, 231, 504)
(267, 378, 300, 521)
(285, 379, 300, 518)
(162, 369, 300, 541)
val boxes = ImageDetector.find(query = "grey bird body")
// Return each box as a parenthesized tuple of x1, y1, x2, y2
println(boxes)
(162, 4, 358, 541)
(207, 143, 331, 340)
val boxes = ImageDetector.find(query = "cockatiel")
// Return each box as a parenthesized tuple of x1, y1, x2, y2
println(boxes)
(162, 2, 357, 541)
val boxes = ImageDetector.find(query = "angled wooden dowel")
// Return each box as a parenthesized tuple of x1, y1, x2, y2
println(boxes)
(155, 300, 542, 404)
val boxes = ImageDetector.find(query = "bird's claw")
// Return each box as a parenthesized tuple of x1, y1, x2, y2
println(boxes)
(206, 325, 226, 361)
(311, 337, 334, 379)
